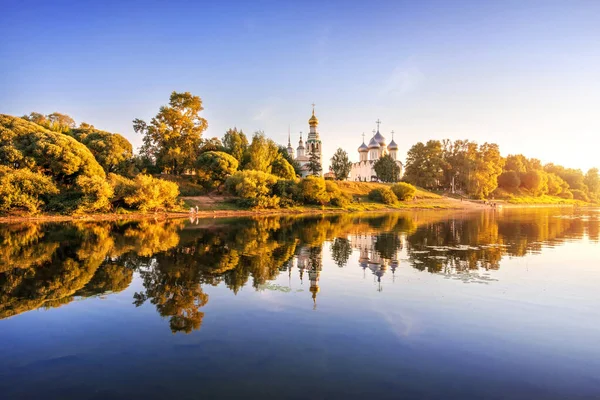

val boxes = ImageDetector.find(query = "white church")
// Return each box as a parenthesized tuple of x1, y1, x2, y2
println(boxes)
(349, 120, 403, 182)
(286, 106, 323, 177)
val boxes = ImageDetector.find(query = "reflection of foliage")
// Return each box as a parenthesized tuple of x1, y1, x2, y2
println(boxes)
(330, 238, 352, 268)
(0, 224, 59, 272)
(75, 264, 133, 297)
(1, 208, 598, 331)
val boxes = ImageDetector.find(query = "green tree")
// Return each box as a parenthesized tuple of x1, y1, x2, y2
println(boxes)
(0, 166, 59, 214)
(520, 170, 548, 196)
(133, 91, 207, 175)
(69, 128, 133, 174)
(373, 154, 400, 183)
(306, 152, 322, 176)
(584, 168, 599, 196)
(245, 131, 279, 172)
(225, 170, 280, 208)
(330, 148, 352, 180)
(22, 112, 75, 133)
(469, 143, 504, 198)
(195, 151, 239, 189)
(198, 137, 223, 154)
(124, 174, 180, 211)
(277, 146, 301, 177)
(271, 156, 296, 179)
(301, 176, 329, 205)
(404, 141, 443, 188)
(497, 171, 521, 191)
(222, 128, 248, 163)
(546, 173, 569, 196)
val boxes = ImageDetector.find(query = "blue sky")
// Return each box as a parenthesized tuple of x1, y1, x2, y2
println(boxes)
(1, 0, 599, 170)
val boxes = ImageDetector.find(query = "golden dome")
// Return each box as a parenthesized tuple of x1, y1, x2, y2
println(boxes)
(308, 108, 319, 126)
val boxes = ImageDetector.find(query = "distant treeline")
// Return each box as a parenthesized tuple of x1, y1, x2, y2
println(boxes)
(402, 139, 599, 202)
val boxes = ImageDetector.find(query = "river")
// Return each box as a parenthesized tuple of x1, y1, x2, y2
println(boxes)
(1, 208, 599, 399)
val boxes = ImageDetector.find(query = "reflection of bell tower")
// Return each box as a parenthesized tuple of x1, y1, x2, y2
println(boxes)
(307, 247, 322, 309)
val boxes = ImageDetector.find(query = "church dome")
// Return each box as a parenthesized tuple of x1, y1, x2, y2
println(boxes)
(308, 109, 319, 126)
(387, 139, 398, 150)
(368, 137, 380, 149)
(373, 130, 386, 146)
(358, 142, 369, 152)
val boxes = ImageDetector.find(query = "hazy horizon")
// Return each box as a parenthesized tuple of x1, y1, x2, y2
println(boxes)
(1, 0, 599, 171)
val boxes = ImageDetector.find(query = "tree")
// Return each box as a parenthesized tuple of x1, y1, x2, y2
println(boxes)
(124, 174, 180, 211)
(222, 128, 248, 163)
(301, 176, 329, 205)
(584, 168, 599, 196)
(271, 156, 296, 179)
(245, 131, 279, 172)
(547, 173, 569, 196)
(520, 170, 548, 196)
(277, 145, 301, 177)
(198, 137, 223, 154)
(330, 148, 352, 180)
(0, 166, 59, 214)
(469, 143, 504, 198)
(403, 141, 443, 188)
(225, 170, 280, 208)
(195, 151, 239, 189)
(306, 151, 322, 176)
(133, 91, 208, 175)
(497, 171, 521, 191)
(69, 128, 134, 174)
(373, 154, 400, 183)
(22, 112, 75, 133)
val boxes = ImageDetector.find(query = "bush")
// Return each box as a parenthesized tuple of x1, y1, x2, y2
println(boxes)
(225, 170, 280, 208)
(571, 189, 590, 202)
(195, 151, 238, 190)
(75, 175, 114, 213)
(273, 179, 302, 207)
(368, 187, 397, 205)
(391, 182, 416, 201)
(325, 180, 351, 207)
(301, 176, 330, 205)
(124, 174, 180, 211)
(0, 166, 59, 214)
(108, 173, 136, 206)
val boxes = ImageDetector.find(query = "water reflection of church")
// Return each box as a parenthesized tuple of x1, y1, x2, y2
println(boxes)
(284, 246, 323, 308)
(352, 233, 401, 291)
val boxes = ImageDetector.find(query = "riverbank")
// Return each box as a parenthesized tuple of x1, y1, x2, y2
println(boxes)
(0, 195, 488, 224)
(2, 193, 594, 224)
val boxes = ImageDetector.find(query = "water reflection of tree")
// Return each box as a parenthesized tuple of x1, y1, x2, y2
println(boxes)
(1, 209, 598, 330)
(331, 238, 352, 268)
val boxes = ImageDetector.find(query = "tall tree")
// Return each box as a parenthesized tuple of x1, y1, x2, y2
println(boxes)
(245, 131, 279, 172)
(222, 128, 248, 163)
(330, 148, 352, 180)
(306, 152, 322, 176)
(585, 168, 600, 196)
(373, 154, 400, 183)
(133, 91, 207, 175)
(277, 146, 301, 177)
(404, 140, 444, 188)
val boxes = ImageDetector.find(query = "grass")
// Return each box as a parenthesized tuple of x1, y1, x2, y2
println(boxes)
(335, 181, 441, 199)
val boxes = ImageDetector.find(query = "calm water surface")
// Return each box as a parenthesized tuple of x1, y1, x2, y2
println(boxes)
(1, 209, 599, 399)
